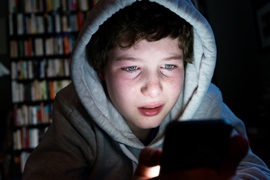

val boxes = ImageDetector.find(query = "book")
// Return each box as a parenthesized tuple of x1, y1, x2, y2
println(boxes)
(17, 13, 24, 35)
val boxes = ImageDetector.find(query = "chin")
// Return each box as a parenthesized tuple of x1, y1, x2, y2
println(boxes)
(138, 120, 163, 130)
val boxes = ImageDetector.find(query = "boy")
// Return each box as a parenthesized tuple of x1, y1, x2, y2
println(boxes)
(23, 0, 270, 179)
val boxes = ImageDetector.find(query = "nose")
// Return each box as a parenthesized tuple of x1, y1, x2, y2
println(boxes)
(141, 72, 163, 98)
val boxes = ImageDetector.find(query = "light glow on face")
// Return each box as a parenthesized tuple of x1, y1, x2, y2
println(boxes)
(104, 38, 184, 139)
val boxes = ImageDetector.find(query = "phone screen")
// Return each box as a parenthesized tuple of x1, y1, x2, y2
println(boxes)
(160, 119, 232, 175)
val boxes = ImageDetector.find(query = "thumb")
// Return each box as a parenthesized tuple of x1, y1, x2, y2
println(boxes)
(134, 148, 162, 179)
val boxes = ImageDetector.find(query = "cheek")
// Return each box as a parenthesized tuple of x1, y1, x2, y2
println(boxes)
(105, 74, 134, 99)
(169, 73, 184, 96)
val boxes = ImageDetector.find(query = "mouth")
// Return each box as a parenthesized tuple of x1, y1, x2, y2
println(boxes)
(138, 105, 163, 117)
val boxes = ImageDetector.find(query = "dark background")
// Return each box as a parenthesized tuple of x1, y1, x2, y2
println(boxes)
(0, 0, 11, 154)
(0, 0, 270, 177)
(199, 0, 270, 166)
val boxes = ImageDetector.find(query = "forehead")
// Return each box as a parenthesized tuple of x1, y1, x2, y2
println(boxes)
(105, 38, 183, 68)
(111, 38, 181, 55)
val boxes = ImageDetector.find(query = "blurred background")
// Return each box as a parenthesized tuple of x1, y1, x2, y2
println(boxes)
(197, 0, 270, 168)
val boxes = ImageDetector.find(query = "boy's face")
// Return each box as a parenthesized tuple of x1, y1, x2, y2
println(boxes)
(103, 37, 184, 137)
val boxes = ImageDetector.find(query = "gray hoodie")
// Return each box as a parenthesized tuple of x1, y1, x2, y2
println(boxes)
(23, 0, 270, 179)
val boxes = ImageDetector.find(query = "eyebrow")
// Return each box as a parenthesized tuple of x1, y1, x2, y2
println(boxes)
(114, 54, 183, 61)
(114, 56, 137, 61)
(163, 55, 183, 61)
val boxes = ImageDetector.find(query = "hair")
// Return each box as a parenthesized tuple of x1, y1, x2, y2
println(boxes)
(86, 0, 194, 71)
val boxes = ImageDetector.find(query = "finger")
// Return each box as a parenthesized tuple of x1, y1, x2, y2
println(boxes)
(134, 148, 162, 179)
(220, 135, 249, 177)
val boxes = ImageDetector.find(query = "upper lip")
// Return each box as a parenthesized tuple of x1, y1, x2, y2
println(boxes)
(139, 103, 164, 109)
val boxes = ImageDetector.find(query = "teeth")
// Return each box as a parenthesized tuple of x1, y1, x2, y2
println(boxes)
(142, 106, 160, 110)
(144, 107, 155, 110)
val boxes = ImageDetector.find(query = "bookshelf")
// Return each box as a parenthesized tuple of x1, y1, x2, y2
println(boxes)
(8, 0, 95, 178)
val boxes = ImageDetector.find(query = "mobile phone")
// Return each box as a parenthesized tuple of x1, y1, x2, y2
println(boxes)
(160, 119, 233, 175)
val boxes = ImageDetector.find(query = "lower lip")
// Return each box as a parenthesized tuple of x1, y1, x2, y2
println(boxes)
(138, 106, 163, 117)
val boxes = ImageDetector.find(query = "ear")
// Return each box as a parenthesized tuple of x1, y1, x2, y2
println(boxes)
(98, 71, 105, 81)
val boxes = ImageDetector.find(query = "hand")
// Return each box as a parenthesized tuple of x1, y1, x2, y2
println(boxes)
(133, 135, 249, 180)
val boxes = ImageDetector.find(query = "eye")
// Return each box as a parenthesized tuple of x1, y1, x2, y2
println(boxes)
(122, 66, 138, 72)
(163, 64, 176, 71)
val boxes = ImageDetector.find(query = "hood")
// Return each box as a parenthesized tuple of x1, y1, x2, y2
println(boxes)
(71, 0, 216, 148)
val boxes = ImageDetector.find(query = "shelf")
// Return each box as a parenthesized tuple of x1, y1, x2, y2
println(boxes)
(8, 0, 94, 177)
